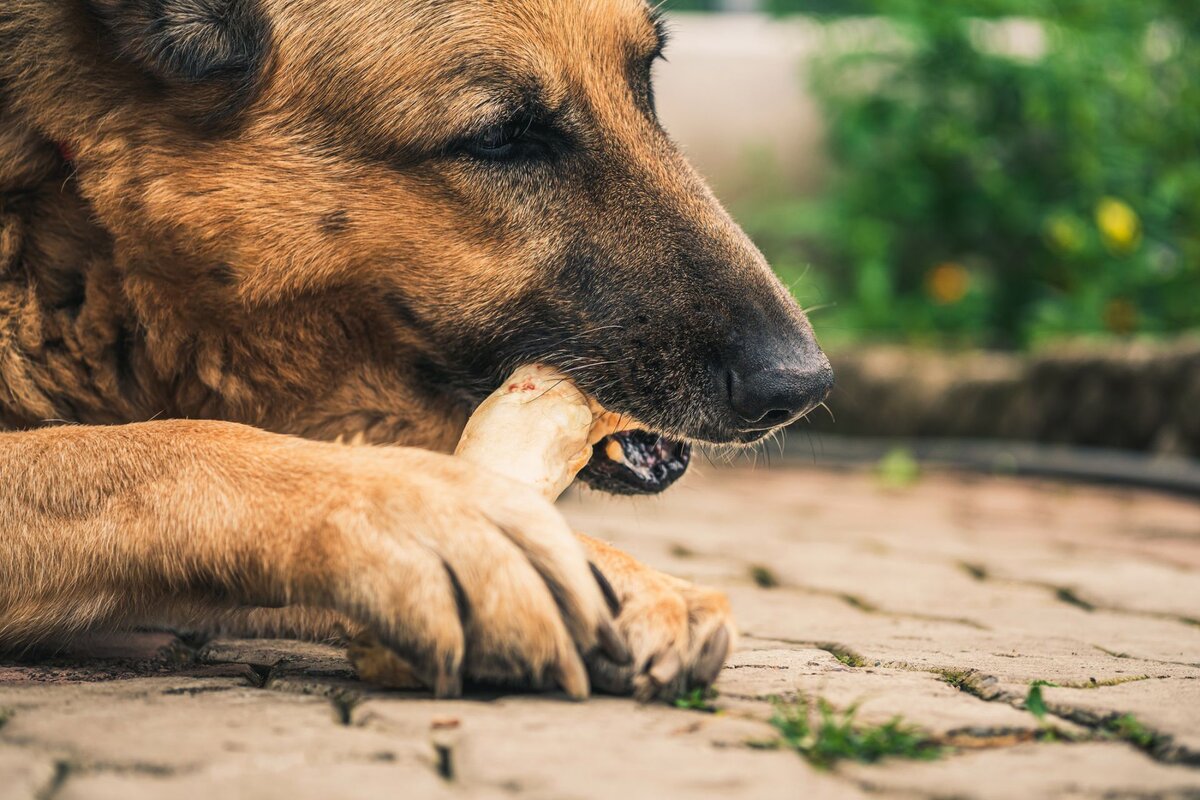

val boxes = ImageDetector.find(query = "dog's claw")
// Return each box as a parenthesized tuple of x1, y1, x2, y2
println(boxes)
(648, 648, 683, 688)
(434, 666, 463, 699)
(424, 644, 464, 699)
(590, 562, 623, 616)
(692, 625, 730, 688)
(598, 618, 632, 666)
(631, 648, 684, 703)
(555, 652, 592, 701)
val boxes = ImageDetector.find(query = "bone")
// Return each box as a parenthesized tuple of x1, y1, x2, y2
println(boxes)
(454, 364, 633, 502)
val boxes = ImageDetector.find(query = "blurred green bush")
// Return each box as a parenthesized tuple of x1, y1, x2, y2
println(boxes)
(736, 1, 1200, 348)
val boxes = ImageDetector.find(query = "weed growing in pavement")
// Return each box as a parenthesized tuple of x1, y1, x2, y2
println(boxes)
(938, 669, 977, 693)
(755, 696, 942, 769)
(876, 448, 920, 489)
(749, 565, 780, 589)
(1024, 680, 1163, 751)
(1025, 680, 1056, 720)
(674, 688, 720, 713)
(1105, 714, 1160, 751)
(820, 644, 867, 668)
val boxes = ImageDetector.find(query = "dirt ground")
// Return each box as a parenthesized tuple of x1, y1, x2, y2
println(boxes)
(2, 462, 1198, 799)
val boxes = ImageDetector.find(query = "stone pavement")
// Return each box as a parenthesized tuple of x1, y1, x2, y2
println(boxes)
(2, 464, 1198, 799)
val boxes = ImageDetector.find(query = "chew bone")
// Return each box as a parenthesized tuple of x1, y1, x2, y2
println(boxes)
(454, 364, 632, 501)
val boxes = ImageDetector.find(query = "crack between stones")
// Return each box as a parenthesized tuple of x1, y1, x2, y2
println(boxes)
(683, 550, 993, 630)
(1037, 583, 1198, 629)
(928, 667, 1200, 768)
(956, 563, 1200, 629)
(20, 749, 191, 800)
(716, 546, 1194, 634)
(259, 670, 364, 727)
(34, 759, 70, 800)
(737, 634, 1197, 767)
(1091, 644, 1200, 670)
(752, 583, 990, 631)
(196, 653, 365, 727)
(2, 728, 189, 780)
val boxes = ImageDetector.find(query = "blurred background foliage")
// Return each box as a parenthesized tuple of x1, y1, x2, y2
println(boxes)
(664, 0, 1200, 349)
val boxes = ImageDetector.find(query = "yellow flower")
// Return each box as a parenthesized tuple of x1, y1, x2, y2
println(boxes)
(926, 262, 969, 305)
(1095, 197, 1141, 253)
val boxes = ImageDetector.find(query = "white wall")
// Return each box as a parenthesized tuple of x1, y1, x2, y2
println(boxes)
(654, 14, 1046, 199)
(654, 14, 829, 198)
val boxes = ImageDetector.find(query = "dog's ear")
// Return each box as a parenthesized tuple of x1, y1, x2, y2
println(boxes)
(88, 0, 270, 124)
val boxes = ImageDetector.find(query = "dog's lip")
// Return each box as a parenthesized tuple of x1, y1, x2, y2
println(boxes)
(578, 429, 692, 496)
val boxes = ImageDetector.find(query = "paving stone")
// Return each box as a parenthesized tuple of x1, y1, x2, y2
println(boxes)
(841, 742, 1200, 799)
(0, 745, 58, 800)
(357, 694, 865, 799)
(1, 465, 1197, 798)
(974, 557, 1200, 622)
(198, 639, 356, 679)
(730, 589, 1199, 687)
(0, 632, 195, 686)
(719, 646, 1051, 740)
(1038, 678, 1200, 764)
(54, 763, 465, 800)
(0, 678, 421, 772)
(727, 540, 1198, 665)
(564, 470, 1200, 662)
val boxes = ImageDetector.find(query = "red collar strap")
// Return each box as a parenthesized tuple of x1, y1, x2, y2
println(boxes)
(55, 141, 76, 163)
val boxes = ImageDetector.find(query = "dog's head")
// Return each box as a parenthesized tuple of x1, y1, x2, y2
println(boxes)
(53, 0, 832, 491)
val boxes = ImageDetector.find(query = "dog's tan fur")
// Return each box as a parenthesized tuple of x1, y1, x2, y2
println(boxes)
(0, 0, 817, 699)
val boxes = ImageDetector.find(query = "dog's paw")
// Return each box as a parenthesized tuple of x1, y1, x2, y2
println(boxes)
(322, 448, 626, 699)
(347, 631, 425, 690)
(579, 535, 736, 703)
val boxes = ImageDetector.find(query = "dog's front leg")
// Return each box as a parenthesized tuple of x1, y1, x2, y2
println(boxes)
(0, 420, 623, 698)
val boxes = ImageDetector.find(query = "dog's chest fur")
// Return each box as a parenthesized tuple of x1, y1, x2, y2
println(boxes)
(0, 113, 134, 428)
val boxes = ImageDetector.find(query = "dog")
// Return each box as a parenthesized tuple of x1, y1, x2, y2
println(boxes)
(0, 0, 832, 702)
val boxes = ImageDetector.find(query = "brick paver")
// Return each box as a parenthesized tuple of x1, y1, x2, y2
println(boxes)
(2, 465, 1198, 799)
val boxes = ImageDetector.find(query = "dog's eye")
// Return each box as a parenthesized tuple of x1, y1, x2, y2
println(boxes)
(466, 114, 534, 161)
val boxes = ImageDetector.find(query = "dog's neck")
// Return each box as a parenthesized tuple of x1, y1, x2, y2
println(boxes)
(0, 120, 468, 450)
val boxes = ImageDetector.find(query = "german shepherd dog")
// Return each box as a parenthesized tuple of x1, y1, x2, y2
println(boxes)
(0, 0, 832, 701)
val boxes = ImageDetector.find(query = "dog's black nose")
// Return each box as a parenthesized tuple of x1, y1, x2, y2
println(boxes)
(726, 358, 834, 428)
(724, 362, 830, 429)
(718, 303, 834, 433)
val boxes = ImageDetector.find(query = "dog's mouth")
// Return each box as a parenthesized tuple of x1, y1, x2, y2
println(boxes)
(578, 429, 692, 495)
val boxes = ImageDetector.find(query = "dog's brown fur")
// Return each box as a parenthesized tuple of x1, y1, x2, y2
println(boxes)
(0, 0, 823, 699)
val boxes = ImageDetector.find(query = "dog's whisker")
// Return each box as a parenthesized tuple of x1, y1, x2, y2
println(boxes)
(556, 358, 632, 376)
(801, 302, 837, 316)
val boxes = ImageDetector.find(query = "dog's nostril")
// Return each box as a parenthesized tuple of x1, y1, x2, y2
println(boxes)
(726, 363, 834, 428)
(757, 408, 795, 427)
